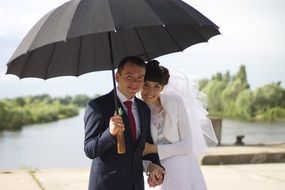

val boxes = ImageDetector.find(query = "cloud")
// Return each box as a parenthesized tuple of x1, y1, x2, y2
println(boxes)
(0, 1, 68, 38)
(0, 0, 69, 75)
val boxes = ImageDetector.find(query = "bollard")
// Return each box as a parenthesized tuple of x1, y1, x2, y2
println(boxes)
(210, 117, 222, 145)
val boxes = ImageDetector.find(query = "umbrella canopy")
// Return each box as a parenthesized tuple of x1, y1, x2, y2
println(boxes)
(6, 0, 220, 79)
(5, 0, 220, 154)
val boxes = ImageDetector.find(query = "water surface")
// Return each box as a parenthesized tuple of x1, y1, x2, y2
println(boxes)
(0, 110, 284, 169)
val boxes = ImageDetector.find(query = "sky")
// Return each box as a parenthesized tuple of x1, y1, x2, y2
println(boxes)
(0, 0, 285, 99)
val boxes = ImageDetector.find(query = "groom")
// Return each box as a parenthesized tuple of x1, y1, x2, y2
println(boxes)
(84, 56, 164, 190)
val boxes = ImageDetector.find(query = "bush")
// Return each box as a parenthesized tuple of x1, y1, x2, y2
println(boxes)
(256, 107, 285, 122)
(0, 95, 80, 131)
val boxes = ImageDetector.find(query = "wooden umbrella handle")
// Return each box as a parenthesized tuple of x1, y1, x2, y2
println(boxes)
(117, 107, 126, 154)
(116, 131, 126, 154)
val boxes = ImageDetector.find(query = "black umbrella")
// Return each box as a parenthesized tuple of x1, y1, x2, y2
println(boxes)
(6, 0, 220, 153)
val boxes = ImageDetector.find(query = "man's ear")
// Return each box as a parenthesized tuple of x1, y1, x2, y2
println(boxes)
(115, 72, 119, 82)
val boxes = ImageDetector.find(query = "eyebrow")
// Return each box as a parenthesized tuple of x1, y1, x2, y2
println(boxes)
(124, 72, 144, 76)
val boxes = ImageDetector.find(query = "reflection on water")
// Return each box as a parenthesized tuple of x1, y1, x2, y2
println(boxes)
(0, 110, 284, 169)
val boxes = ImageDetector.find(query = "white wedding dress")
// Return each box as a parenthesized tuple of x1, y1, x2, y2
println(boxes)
(143, 69, 217, 190)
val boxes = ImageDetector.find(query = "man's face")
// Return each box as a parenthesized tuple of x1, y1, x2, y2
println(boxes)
(116, 62, 145, 99)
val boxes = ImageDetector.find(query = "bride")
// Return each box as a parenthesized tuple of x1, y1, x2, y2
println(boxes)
(140, 60, 217, 190)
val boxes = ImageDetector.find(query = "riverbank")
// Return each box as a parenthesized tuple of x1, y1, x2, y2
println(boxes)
(1, 163, 284, 190)
(0, 94, 90, 131)
(1, 144, 285, 190)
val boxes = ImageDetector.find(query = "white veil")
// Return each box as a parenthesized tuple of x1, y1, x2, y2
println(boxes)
(163, 69, 218, 158)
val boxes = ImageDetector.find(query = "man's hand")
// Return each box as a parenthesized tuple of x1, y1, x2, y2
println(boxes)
(109, 114, 125, 136)
(147, 162, 165, 188)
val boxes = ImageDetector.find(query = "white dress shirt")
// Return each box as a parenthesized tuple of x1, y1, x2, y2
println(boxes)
(116, 88, 141, 136)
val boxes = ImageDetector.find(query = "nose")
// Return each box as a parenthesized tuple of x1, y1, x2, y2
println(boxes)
(145, 87, 154, 95)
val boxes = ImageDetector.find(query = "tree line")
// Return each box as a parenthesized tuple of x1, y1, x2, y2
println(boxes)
(200, 65, 285, 122)
(0, 94, 93, 131)
(1, 65, 284, 131)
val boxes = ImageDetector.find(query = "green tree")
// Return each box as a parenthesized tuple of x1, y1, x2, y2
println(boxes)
(199, 78, 209, 91)
(257, 107, 285, 122)
(252, 82, 285, 115)
(0, 95, 80, 131)
(223, 71, 231, 84)
(220, 65, 250, 117)
(235, 89, 254, 120)
(202, 79, 227, 115)
(72, 94, 92, 107)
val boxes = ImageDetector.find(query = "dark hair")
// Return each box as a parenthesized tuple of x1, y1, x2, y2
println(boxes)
(117, 56, 145, 74)
(145, 60, 170, 86)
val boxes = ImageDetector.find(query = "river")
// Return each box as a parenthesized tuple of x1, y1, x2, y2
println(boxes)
(0, 110, 284, 169)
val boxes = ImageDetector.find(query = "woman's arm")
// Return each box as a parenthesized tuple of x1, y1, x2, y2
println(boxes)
(156, 97, 192, 160)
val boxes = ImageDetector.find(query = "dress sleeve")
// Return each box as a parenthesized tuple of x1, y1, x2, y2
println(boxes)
(157, 96, 192, 160)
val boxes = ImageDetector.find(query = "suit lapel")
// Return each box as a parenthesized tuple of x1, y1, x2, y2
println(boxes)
(135, 98, 146, 147)
(109, 90, 135, 145)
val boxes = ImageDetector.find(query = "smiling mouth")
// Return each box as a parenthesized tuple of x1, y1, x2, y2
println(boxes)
(144, 94, 155, 99)
(129, 87, 138, 92)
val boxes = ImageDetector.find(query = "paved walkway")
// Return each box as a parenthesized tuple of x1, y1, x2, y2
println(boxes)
(202, 164, 285, 190)
(1, 164, 285, 190)
(1, 145, 284, 190)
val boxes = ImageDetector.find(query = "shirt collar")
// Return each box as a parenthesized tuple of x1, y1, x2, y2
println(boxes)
(117, 88, 135, 104)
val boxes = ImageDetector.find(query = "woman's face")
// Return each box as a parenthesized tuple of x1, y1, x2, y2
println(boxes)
(141, 81, 164, 105)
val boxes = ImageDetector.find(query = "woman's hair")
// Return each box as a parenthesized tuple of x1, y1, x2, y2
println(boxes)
(145, 60, 170, 86)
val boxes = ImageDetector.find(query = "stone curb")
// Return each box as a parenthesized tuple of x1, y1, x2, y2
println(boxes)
(202, 152, 285, 165)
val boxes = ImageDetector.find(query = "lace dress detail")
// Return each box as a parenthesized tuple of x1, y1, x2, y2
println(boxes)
(149, 104, 171, 145)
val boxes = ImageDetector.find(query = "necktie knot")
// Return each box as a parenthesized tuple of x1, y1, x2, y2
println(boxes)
(124, 101, 133, 110)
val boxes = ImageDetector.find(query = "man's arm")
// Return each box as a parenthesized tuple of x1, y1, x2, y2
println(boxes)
(142, 105, 165, 187)
(142, 121, 161, 166)
(84, 103, 116, 159)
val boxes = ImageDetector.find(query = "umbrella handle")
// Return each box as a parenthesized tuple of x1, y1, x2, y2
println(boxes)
(116, 131, 126, 154)
(109, 33, 125, 154)
(117, 107, 126, 154)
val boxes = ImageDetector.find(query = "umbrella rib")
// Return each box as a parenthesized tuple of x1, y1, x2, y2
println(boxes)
(44, 43, 56, 79)
(162, 26, 184, 51)
(76, 36, 83, 77)
(134, 28, 150, 61)
(19, 51, 33, 79)
(188, 24, 208, 42)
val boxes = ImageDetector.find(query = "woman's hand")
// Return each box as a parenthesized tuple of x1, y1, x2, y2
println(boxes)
(143, 142, 158, 156)
(147, 162, 165, 188)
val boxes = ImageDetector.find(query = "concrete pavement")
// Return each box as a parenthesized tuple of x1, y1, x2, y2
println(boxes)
(1, 164, 285, 190)
(202, 164, 285, 190)
(1, 144, 285, 190)
(0, 170, 40, 190)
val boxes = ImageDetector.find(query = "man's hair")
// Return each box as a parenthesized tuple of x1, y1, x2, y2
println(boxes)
(117, 56, 145, 74)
